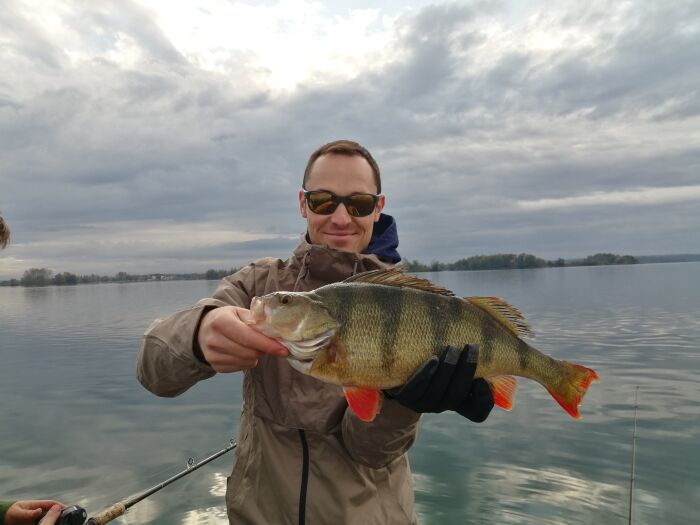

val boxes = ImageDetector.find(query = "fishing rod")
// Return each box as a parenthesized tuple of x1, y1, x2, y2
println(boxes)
(628, 386, 639, 525)
(42, 439, 237, 525)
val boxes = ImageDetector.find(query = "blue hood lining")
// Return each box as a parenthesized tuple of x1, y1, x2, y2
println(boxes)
(365, 213, 401, 264)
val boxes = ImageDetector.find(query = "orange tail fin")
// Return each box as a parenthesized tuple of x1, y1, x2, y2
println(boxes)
(547, 363, 599, 419)
(487, 375, 518, 411)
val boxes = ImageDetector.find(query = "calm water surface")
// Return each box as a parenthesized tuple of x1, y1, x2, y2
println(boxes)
(1, 263, 699, 524)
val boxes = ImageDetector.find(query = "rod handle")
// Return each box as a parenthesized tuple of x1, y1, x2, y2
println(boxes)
(85, 503, 126, 525)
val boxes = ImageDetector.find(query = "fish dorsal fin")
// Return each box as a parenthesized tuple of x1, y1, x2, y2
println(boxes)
(343, 268, 455, 297)
(466, 296, 535, 339)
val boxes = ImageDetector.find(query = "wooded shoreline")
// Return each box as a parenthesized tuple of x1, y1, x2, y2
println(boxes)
(3, 252, 699, 288)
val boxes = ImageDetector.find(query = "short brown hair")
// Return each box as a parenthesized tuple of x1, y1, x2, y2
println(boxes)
(303, 140, 381, 193)
(0, 216, 10, 249)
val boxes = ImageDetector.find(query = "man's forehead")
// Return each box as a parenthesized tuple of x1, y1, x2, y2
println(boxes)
(306, 154, 376, 190)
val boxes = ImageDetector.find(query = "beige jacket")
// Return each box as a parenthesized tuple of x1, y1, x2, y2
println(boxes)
(136, 240, 421, 524)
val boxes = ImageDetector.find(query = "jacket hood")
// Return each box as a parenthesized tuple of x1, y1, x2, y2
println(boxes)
(365, 213, 401, 264)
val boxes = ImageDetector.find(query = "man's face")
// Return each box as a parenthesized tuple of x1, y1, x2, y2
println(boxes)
(300, 153, 385, 253)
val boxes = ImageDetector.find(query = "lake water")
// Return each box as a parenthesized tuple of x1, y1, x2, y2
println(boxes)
(1, 263, 699, 524)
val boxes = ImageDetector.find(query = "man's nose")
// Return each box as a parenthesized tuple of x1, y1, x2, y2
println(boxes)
(330, 203, 352, 225)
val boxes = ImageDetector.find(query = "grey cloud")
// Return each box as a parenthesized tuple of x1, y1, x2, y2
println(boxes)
(513, 3, 700, 119)
(0, 2, 66, 70)
(63, 0, 187, 66)
(1, 0, 698, 278)
(382, 3, 480, 102)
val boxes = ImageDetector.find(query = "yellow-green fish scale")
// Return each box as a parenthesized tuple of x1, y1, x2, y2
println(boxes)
(313, 283, 567, 391)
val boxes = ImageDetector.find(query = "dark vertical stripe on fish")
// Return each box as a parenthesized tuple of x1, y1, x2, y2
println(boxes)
(369, 285, 401, 373)
(424, 292, 451, 353)
(517, 338, 531, 371)
(479, 313, 497, 367)
(333, 285, 354, 327)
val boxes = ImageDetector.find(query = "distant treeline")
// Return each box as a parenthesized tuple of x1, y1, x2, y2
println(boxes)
(0, 267, 240, 287)
(402, 252, 638, 272)
(3, 251, 688, 287)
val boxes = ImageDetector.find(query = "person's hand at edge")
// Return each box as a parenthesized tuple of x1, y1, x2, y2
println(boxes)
(4, 500, 63, 525)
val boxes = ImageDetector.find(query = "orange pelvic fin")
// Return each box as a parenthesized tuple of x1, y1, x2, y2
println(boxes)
(547, 363, 600, 419)
(343, 387, 383, 422)
(487, 375, 518, 411)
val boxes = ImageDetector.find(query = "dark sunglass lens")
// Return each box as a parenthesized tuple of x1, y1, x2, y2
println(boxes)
(308, 192, 337, 214)
(347, 194, 376, 217)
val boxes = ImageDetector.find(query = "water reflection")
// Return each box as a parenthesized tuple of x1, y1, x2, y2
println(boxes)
(1, 265, 699, 524)
(474, 463, 631, 525)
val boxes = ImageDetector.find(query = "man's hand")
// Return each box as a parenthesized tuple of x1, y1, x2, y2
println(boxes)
(197, 306, 288, 372)
(386, 344, 494, 423)
(5, 500, 63, 525)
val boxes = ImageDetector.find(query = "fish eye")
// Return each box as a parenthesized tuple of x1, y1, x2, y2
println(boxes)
(280, 295, 291, 305)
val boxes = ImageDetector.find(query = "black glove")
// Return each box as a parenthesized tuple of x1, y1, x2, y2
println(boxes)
(386, 344, 494, 423)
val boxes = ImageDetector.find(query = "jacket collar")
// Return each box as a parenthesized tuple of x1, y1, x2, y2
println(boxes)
(292, 215, 400, 289)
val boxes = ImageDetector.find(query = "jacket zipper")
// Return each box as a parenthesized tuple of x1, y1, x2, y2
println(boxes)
(298, 429, 309, 525)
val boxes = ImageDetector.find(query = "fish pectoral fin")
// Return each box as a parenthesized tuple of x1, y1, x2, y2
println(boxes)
(466, 297, 535, 339)
(486, 375, 518, 411)
(343, 387, 383, 422)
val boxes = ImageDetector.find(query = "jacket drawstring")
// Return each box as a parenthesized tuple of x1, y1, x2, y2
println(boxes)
(352, 258, 359, 276)
(293, 251, 310, 292)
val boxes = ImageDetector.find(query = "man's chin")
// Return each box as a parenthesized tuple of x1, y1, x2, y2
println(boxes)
(323, 234, 360, 252)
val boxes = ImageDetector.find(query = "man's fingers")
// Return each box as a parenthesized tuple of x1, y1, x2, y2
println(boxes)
(10, 500, 63, 522)
(422, 347, 459, 407)
(9, 505, 41, 521)
(24, 500, 62, 512)
(205, 344, 263, 371)
(444, 347, 477, 407)
(232, 309, 288, 356)
(211, 307, 288, 357)
(38, 504, 64, 525)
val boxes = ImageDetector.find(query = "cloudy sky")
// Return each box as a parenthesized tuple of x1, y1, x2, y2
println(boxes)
(1, 0, 698, 279)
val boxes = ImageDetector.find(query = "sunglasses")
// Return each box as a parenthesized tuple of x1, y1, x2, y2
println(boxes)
(302, 190, 380, 217)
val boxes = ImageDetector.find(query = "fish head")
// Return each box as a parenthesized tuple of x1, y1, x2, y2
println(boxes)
(249, 291, 340, 361)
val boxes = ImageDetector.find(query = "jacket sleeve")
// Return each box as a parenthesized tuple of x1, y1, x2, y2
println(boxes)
(136, 264, 259, 397)
(340, 398, 421, 468)
(1, 500, 14, 524)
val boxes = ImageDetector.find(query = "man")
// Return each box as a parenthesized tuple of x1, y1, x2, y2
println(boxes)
(137, 140, 493, 524)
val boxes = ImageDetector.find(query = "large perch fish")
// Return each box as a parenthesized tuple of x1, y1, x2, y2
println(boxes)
(248, 269, 599, 422)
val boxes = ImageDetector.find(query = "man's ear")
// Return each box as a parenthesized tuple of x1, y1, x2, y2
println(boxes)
(299, 190, 308, 218)
(374, 195, 385, 222)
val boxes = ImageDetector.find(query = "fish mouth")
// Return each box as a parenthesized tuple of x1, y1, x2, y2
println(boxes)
(249, 297, 267, 324)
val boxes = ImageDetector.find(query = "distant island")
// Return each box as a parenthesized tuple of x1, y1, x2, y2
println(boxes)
(0, 268, 240, 288)
(1, 252, 699, 287)
(402, 252, 640, 272)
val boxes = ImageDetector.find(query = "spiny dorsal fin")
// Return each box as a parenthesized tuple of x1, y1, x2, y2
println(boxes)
(466, 296, 535, 339)
(343, 268, 455, 297)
